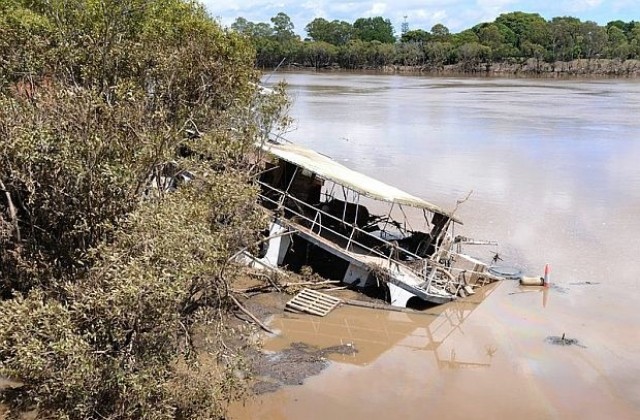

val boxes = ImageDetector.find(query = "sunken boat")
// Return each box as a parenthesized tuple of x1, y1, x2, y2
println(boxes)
(242, 140, 503, 307)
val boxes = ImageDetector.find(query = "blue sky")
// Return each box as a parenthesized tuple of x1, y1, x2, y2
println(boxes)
(203, 0, 639, 36)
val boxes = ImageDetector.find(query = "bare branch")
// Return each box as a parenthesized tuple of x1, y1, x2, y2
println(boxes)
(229, 294, 276, 335)
(0, 179, 21, 242)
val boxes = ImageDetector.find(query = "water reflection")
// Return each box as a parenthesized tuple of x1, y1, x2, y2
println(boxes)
(267, 284, 498, 369)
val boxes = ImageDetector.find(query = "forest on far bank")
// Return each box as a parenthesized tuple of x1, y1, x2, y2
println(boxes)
(231, 12, 640, 71)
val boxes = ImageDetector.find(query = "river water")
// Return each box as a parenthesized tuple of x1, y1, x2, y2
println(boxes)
(233, 72, 640, 419)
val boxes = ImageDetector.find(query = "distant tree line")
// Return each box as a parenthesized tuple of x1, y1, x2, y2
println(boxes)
(231, 12, 640, 69)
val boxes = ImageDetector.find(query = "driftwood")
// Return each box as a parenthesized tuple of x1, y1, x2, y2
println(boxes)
(232, 279, 340, 294)
(229, 294, 276, 335)
(281, 280, 340, 287)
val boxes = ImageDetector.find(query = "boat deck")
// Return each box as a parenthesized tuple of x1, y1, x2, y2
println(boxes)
(281, 218, 455, 303)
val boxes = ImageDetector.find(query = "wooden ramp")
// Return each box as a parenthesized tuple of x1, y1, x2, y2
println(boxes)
(285, 289, 341, 317)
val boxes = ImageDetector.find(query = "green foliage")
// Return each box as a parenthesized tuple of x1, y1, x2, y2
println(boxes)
(271, 12, 297, 42)
(0, 173, 261, 417)
(607, 25, 630, 58)
(430, 23, 450, 40)
(453, 29, 480, 46)
(231, 13, 302, 67)
(301, 41, 339, 68)
(0, 0, 291, 418)
(549, 16, 583, 60)
(456, 42, 491, 69)
(0, 290, 99, 418)
(579, 21, 608, 58)
(496, 11, 550, 52)
(234, 9, 639, 69)
(424, 42, 455, 67)
(395, 42, 425, 66)
(400, 29, 431, 43)
(0, 3, 55, 83)
(305, 18, 353, 45)
(231, 17, 274, 39)
(337, 39, 369, 68)
(629, 23, 640, 58)
(353, 17, 395, 43)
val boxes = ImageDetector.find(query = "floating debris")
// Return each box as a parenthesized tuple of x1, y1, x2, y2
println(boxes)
(488, 265, 522, 280)
(569, 281, 600, 286)
(545, 333, 586, 348)
(549, 284, 568, 294)
(286, 288, 341, 317)
(519, 276, 544, 286)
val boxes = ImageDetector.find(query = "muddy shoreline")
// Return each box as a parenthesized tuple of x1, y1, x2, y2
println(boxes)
(283, 58, 640, 77)
(235, 289, 376, 396)
(235, 283, 502, 398)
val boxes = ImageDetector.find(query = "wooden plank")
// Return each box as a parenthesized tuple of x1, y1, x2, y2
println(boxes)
(287, 301, 325, 316)
(304, 298, 340, 308)
(297, 290, 339, 304)
(300, 294, 339, 305)
(288, 298, 333, 314)
(294, 294, 337, 308)
(287, 299, 327, 314)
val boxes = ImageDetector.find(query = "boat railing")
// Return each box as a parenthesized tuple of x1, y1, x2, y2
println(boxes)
(256, 180, 457, 292)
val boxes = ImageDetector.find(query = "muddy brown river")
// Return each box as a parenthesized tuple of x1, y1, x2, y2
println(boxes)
(232, 72, 640, 419)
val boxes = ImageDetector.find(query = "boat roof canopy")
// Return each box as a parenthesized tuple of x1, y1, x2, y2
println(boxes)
(260, 141, 462, 224)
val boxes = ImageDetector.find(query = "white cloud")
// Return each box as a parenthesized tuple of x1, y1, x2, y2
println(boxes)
(301, 1, 326, 17)
(471, 0, 520, 24)
(565, 0, 604, 12)
(578, 0, 603, 7)
(366, 2, 388, 16)
(330, 3, 364, 14)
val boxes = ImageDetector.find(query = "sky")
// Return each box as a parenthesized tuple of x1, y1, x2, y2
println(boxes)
(203, 0, 639, 36)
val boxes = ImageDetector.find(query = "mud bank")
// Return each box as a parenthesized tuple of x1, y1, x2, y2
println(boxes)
(248, 342, 357, 394)
(394, 58, 640, 76)
(235, 292, 336, 395)
(234, 290, 377, 395)
(289, 58, 640, 76)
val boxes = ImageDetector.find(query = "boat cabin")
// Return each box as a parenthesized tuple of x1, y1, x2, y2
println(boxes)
(246, 141, 498, 307)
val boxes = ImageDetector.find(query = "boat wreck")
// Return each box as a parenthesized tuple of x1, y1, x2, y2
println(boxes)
(242, 140, 503, 308)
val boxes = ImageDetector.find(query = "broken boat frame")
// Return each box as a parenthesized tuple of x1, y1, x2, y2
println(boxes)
(243, 140, 503, 307)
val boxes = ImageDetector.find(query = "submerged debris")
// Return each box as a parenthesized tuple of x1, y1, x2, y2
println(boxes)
(568, 281, 600, 286)
(250, 342, 358, 394)
(488, 265, 522, 280)
(549, 284, 568, 293)
(545, 333, 586, 348)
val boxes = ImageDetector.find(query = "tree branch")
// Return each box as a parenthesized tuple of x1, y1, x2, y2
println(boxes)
(0, 179, 21, 242)
(229, 294, 276, 335)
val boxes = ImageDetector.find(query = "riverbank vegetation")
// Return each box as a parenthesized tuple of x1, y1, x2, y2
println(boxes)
(232, 12, 640, 74)
(0, 0, 289, 418)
